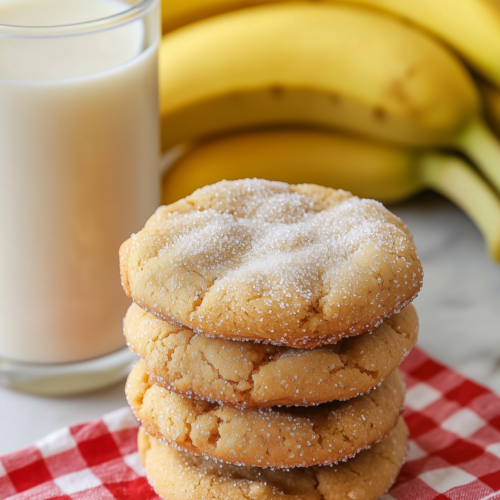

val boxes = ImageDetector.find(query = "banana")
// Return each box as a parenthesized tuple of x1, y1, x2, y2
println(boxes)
(480, 80, 500, 138)
(159, 3, 500, 194)
(161, 0, 500, 87)
(162, 130, 500, 262)
(163, 131, 422, 204)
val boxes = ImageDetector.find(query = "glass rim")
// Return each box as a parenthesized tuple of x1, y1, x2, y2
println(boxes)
(0, 0, 157, 39)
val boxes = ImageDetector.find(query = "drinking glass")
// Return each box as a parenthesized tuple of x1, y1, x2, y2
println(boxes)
(0, 0, 160, 395)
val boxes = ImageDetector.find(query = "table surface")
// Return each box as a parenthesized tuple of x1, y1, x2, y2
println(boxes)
(1, 193, 500, 455)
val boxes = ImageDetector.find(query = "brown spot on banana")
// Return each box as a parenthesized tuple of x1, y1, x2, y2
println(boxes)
(329, 92, 341, 104)
(373, 107, 387, 121)
(270, 85, 285, 97)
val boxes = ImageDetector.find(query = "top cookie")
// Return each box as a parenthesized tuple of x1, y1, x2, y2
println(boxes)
(120, 179, 422, 347)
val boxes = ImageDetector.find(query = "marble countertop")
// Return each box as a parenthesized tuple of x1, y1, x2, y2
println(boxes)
(1, 192, 499, 455)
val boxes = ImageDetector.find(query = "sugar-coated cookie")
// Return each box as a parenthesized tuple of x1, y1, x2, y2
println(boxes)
(120, 179, 422, 347)
(138, 417, 408, 500)
(125, 303, 417, 408)
(127, 360, 405, 469)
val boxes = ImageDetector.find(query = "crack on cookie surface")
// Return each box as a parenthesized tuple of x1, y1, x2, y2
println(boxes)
(124, 304, 418, 409)
(127, 360, 405, 469)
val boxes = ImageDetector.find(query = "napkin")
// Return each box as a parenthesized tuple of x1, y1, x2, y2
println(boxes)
(1, 347, 500, 500)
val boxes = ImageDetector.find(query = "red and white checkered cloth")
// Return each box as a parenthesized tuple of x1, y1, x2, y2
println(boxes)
(1, 346, 500, 500)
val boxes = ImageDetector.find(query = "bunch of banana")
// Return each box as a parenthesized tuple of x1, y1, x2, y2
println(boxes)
(159, 1, 500, 263)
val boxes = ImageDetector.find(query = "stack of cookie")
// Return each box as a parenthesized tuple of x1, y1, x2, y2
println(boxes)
(120, 179, 423, 500)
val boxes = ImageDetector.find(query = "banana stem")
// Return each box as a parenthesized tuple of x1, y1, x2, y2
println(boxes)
(458, 118, 500, 195)
(418, 153, 500, 262)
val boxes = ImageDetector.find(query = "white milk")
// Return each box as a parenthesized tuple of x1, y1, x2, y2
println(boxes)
(0, 0, 159, 363)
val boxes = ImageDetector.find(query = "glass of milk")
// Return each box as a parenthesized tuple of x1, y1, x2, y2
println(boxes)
(0, 0, 159, 395)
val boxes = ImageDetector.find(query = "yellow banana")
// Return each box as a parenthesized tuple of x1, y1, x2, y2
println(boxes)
(163, 131, 421, 204)
(480, 80, 500, 138)
(162, 130, 500, 262)
(159, 3, 500, 194)
(161, 0, 500, 87)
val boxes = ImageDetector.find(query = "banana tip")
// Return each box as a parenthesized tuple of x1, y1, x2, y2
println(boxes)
(488, 238, 500, 264)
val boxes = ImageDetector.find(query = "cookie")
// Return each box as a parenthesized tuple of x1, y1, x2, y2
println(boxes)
(126, 360, 405, 468)
(138, 417, 408, 500)
(125, 303, 418, 408)
(120, 179, 422, 348)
